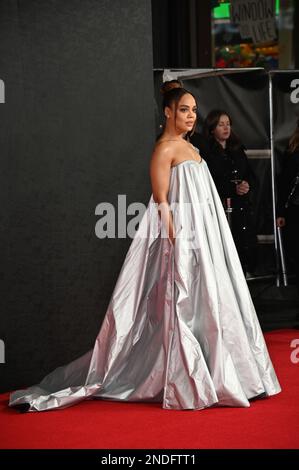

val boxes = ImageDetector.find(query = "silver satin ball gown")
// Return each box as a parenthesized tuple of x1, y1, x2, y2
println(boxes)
(9, 158, 281, 412)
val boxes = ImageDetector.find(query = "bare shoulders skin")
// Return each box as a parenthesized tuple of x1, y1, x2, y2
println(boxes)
(152, 141, 175, 167)
(154, 139, 202, 167)
(150, 143, 173, 204)
(149, 140, 202, 205)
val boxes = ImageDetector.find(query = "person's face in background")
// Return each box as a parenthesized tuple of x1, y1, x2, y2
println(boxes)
(165, 94, 197, 135)
(213, 114, 231, 144)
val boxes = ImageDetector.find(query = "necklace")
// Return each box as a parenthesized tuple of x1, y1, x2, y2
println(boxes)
(156, 139, 189, 146)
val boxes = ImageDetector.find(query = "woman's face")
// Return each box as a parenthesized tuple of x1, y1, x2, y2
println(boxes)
(213, 114, 231, 142)
(166, 93, 197, 134)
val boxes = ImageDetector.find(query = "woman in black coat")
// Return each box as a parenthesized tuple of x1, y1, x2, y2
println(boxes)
(201, 109, 257, 274)
(276, 122, 299, 294)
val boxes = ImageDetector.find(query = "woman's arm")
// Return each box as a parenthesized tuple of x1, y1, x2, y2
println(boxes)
(150, 145, 175, 244)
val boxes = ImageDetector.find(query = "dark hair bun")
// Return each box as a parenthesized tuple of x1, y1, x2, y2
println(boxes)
(160, 80, 183, 95)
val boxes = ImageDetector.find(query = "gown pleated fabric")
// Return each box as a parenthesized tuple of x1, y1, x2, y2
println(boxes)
(9, 158, 281, 412)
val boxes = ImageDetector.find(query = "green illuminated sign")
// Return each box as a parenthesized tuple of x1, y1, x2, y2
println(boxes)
(213, 0, 280, 19)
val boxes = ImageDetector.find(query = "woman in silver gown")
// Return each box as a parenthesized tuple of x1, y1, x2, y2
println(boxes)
(9, 88, 281, 412)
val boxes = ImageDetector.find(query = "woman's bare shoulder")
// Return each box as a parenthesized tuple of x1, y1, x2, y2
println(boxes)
(151, 141, 175, 167)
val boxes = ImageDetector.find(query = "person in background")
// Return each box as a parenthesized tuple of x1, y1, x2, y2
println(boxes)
(276, 121, 299, 296)
(202, 109, 257, 275)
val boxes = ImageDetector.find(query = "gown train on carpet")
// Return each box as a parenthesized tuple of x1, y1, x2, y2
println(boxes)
(9, 158, 281, 411)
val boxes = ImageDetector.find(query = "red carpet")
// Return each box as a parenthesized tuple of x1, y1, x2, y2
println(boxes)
(1, 329, 298, 449)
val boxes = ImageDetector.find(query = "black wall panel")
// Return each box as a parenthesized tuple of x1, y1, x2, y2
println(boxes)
(0, 0, 155, 392)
